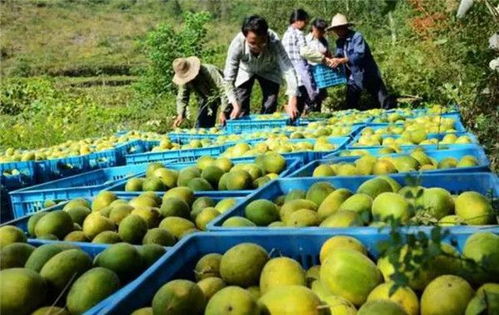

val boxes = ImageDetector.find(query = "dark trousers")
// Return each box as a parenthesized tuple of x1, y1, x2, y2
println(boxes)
(303, 88, 327, 113)
(346, 77, 395, 110)
(224, 75, 280, 118)
(196, 98, 219, 128)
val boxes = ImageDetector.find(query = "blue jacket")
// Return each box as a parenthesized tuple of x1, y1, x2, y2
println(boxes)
(335, 31, 382, 88)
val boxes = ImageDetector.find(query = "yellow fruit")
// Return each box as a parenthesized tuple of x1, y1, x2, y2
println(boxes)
(258, 285, 323, 315)
(320, 235, 367, 263)
(259, 257, 306, 294)
(455, 191, 494, 225)
(367, 282, 419, 315)
(421, 275, 474, 315)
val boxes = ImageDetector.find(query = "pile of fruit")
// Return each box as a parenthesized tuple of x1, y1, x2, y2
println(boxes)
(123, 153, 288, 192)
(128, 231, 499, 314)
(312, 149, 480, 176)
(221, 138, 337, 158)
(221, 175, 495, 228)
(0, 225, 166, 314)
(15, 188, 238, 244)
(148, 137, 217, 152)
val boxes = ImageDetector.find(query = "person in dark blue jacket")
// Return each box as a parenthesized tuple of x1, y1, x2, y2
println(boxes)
(326, 14, 394, 109)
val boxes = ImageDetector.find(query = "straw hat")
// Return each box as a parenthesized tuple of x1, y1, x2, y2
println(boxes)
(326, 14, 354, 31)
(172, 56, 201, 85)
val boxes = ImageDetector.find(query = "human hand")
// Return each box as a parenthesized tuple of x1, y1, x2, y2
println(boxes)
(173, 115, 184, 128)
(230, 103, 242, 120)
(285, 96, 299, 120)
(219, 112, 227, 125)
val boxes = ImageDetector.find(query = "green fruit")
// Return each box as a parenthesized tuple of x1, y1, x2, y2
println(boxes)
(177, 168, 201, 187)
(163, 187, 194, 205)
(118, 214, 148, 244)
(421, 275, 474, 315)
(34, 210, 73, 239)
(152, 280, 205, 315)
(65, 206, 91, 225)
(455, 191, 495, 225)
(320, 210, 363, 227)
(195, 207, 220, 231)
(130, 205, 160, 228)
(244, 199, 279, 226)
(259, 257, 306, 294)
(463, 232, 499, 276)
(226, 170, 252, 190)
(377, 175, 401, 192)
(367, 282, 419, 315)
(197, 277, 226, 301)
(159, 216, 196, 238)
(138, 244, 166, 268)
(109, 204, 134, 225)
(82, 213, 115, 240)
(338, 193, 373, 223)
(419, 187, 454, 219)
(222, 216, 257, 227)
(142, 177, 166, 191)
(317, 189, 353, 220)
(146, 163, 165, 178)
(220, 243, 268, 287)
(92, 191, 117, 212)
(131, 307, 153, 315)
(27, 212, 48, 237)
(125, 178, 144, 192)
(320, 235, 367, 263)
(197, 156, 216, 170)
(205, 286, 258, 315)
(63, 198, 91, 211)
(259, 285, 322, 314)
(306, 182, 335, 207)
(92, 231, 122, 244)
(66, 267, 120, 314)
(201, 166, 225, 187)
(195, 253, 222, 281)
(0, 225, 26, 248)
(142, 228, 175, 246)
(64, 231, 89, 242)
(24, 244, 63, 272)
(279, 199, 318, 222)
(372, 192, 410, 224)
(262, 153, 286, 174)
(153, 168, 178, 189)
(357, 177, 393, 198)
(320, 248, 382, 306)
(284, 209, 320, 227)
(392, 155, 419, 172)
(284, 189, 307, 203)
(438, 157, 458, 169)
(0, 243, 35, 269)
(129, 196, 157, 208)
(313, 164, 335, 177)
(0, 268, 46, 315)
(323, 295, 357, 315)
(40, 249, 92, 294)
(158, 197, 189, 219)
(95, 242, 143, 280)
(358, 300, 407, 315)
(31, 306, 70, 315)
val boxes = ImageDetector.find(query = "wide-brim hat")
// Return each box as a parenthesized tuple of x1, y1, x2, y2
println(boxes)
(172, 56, 201, 85)
(326, 13, 355, 31)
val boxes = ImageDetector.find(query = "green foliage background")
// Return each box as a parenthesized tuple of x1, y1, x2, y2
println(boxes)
(0, 0, 497, 168)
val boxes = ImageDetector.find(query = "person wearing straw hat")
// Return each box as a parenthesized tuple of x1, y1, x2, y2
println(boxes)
(326, 14, 394, 109)
(172, 56, 235, 128)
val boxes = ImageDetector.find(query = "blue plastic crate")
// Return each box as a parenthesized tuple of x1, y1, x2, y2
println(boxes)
(125, 145, 226, 165)
(99, 230, 488, 314)
(0, 160, 37, 190)
(8, 163, 176, 219)
(114, 140, 147, 164)
(208, 173, 499, 232)
(35, 155, 90, 183)
(108, 157, 301, 194)
(225, 116, 290, 134)
(86, 149, 119, 169)
(311, 64, 347, 89)
(290, 147, 490, 177)
(167, 133, 222, 143)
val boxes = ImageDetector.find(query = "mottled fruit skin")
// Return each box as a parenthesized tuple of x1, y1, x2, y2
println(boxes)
(152, 280, 205, 315)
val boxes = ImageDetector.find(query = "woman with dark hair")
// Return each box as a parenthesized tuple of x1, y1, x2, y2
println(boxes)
(282, 9, 318, 115)
(222, 15, 300, 123)
(304, 18, 332, 111)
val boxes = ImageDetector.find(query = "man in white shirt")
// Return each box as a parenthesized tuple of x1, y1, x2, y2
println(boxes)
(221, 15, 300, 123)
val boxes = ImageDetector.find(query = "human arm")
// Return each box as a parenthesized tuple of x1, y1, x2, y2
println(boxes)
(174, 84, 190, 127)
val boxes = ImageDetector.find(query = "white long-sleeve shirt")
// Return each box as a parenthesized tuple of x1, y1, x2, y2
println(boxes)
(223, 29, 299, 106)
